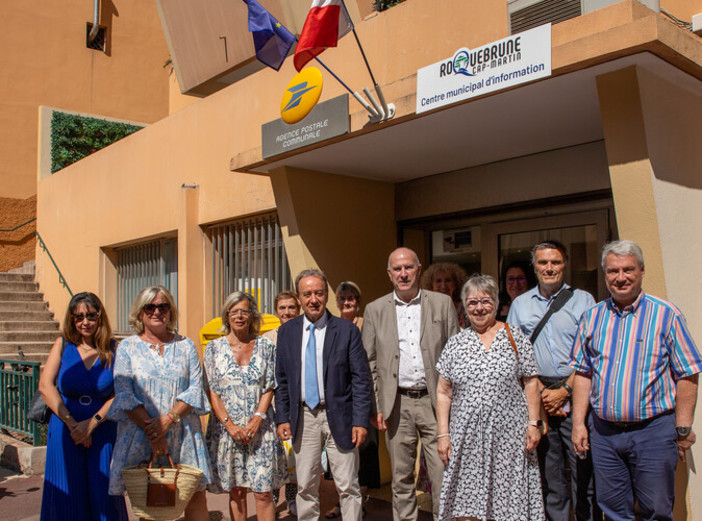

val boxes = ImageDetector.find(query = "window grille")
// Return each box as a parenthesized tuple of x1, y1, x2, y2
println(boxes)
(208, 214, 292, 317)
(115, 238, 178, 333)
(510, 0, 580, 34)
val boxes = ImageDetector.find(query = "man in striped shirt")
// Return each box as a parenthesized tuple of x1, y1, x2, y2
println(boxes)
(571, 239, 702, 521)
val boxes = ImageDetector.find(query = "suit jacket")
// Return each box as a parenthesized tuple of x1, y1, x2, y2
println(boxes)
(274, 311, 372, 451)
(362, 290, 460, 418)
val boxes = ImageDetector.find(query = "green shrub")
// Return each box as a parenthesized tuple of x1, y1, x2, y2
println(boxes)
(374, 0, 406, 11)
(50, 111, 143, 173)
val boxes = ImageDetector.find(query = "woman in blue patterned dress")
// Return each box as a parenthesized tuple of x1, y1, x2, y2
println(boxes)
(39, 292, 127, 521)
(108, 286, 213, 521)
(204, 291, 287, 521)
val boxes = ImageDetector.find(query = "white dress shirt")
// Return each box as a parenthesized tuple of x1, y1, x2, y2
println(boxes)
(300, 313, 327, 404)
(395, 290, 426, 390)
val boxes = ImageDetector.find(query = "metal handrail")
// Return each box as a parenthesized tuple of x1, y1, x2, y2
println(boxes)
(0, 359, 43, 446)
(35, 231, 73, 297)
(0, 217, 36, 233)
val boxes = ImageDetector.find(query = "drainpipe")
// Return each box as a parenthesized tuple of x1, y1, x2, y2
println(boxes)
(88, 0, 100, 43)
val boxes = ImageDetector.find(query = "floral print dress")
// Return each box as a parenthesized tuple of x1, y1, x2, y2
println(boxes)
(108, 335, 213, 494)
(436, 325, 544, 521)
(203, 335, 287, 493)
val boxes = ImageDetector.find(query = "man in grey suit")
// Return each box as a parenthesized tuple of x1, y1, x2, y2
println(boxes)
(362, 247, 460, 521)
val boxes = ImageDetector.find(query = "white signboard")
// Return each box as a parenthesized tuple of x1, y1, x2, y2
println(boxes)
(416, 24, 552, 114)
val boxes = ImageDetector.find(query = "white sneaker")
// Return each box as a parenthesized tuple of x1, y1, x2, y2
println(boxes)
(287, 500, 297, 517)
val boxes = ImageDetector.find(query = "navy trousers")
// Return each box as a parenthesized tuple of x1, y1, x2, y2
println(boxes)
(589, 412, 678, 521)
(538, 413, 599, 521)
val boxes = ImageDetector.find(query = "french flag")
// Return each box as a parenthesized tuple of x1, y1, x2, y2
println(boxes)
(294, 0, 353, 71)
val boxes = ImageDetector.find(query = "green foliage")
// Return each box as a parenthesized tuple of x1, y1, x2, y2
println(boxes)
(373, 0, 406, 11)
(50, 111, 143, 173)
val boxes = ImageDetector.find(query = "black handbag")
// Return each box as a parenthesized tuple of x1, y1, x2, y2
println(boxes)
(28, 338, 66, 424)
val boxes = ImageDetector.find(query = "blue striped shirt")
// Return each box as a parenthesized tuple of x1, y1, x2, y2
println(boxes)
(570, 292, 702, 422)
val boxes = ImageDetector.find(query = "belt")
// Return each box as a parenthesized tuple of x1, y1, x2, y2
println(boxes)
(601, 410, 673, 430)
(399, 388, 428, 399)
(301, 401, 325, 410)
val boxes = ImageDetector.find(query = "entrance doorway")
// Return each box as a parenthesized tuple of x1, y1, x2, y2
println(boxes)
(401, 204, 613, 302)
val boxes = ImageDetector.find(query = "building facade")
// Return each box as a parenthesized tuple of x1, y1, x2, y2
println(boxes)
(35, 0, 702, 516)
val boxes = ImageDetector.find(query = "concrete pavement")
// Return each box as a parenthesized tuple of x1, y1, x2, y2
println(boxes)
(0, 465, 433, 520)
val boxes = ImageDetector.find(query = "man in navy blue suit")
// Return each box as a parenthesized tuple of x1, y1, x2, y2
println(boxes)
(275, 269, 372, 521)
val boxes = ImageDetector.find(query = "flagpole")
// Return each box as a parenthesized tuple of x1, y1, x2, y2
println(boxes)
(340, 0, 393, 120)
(311, 55, 379, 118)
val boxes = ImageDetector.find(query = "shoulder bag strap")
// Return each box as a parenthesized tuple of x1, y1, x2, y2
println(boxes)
(504, 323, 519, 360)
(529, 287, 574, 344)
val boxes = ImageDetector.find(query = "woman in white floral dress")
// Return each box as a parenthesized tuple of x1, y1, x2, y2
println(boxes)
(436, 274, 545, 521)
(204, 292, 287, 521)
(109, 286, 213, 521)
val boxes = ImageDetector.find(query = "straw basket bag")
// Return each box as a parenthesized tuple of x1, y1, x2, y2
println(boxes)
(122, 453, 203, 520)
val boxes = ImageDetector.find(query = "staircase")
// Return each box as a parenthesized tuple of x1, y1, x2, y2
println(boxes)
(0, 262, 59, 364)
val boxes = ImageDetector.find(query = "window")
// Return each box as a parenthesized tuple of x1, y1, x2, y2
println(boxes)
(208, 214, 292, 316)
(115, 238, 178, 333)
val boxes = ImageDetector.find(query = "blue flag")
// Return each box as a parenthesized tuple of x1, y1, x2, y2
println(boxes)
(243, 0, 296, 71)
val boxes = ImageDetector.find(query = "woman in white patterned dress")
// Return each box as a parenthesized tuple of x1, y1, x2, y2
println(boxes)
(204, 292, 287, 521)
(435, 274, 545, 521)
(109, 286, 213, 521)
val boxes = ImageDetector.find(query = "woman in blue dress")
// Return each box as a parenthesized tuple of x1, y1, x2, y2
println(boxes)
(39, 292, 127, 521)
(108, 286, 213, 521)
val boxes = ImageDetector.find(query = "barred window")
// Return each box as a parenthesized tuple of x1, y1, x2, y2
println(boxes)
(115, 238, 178, 333)
(208, 213, 292, 316)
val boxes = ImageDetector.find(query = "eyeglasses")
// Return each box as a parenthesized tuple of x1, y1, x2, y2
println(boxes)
(143, 303, 171, 315)
(228, 309, 252, 317)
(73, 312, 100, 323)
(506, 277, 527, 284)
(465, 298, 494, 309)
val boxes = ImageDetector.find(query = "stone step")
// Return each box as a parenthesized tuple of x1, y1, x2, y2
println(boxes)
(0, 342, 54, 355)
(0, 321, 58, 332)
(0, 353, 48, 364)
(0, 281, 38, 292)
(0, 272, 33, 282)
(0, 301, 48, 312)
(0, 291, 44, 302)
(0, 311, 54, 321)
(0, 331, 59, 342)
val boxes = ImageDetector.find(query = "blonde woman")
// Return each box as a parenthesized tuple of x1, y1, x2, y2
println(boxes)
(108, 286, 212, 521)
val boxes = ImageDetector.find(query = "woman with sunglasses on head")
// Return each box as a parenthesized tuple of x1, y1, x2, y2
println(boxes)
(108, 286, 213, 521)
(39, 292, 128, 521)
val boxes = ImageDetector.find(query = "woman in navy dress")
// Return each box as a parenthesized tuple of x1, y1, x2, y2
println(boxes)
(39, 292, 127, 521)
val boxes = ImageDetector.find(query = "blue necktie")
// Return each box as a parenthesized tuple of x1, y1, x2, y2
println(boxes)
(305, 323, 320, 409)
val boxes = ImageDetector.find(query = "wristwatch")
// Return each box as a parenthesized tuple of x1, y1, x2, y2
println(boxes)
(168, 411, 182, 424)
(528, 420, 544, 428)
(676, 426, 692, 437)
(93, 413, 104, 424)
(254, 412, 267, 420)
(562, 383, 573, 396)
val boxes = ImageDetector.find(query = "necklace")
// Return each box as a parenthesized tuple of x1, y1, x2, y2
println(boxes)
(141, 332, 174, 351)
(227, 335, 253, 350)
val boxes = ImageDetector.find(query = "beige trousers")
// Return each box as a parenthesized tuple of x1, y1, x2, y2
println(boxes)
(385, 393, 444, 521)
(294, 406, 362, 521)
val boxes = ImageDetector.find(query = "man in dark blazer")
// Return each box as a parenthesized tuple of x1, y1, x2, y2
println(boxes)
(276, 268, 372, 521)
(363, 247, 460, 521)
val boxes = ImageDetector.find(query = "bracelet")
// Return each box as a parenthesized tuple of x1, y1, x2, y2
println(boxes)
(254, 412, 266, 420)
(437, 433, 450, 439)
(562, 383, 573, 395)
(220, 416, 230, 425)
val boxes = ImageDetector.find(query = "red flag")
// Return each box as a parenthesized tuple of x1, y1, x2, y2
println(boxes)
(294, 0, 353, 72)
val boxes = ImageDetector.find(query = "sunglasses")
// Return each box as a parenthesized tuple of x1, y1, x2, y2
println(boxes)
(73, 312, 100, 323)
(143, 303, 171, 315)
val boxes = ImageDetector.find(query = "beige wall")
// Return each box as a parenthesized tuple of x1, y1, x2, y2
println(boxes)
(0, 0, 170, 200)
(270, 167, 396, 308)
(396, 142, 612, 222)
(597, 64, 702, 521)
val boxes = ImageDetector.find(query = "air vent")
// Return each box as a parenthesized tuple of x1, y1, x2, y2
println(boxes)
(86, 23, 106, 51)
(510, 0, 581, 34)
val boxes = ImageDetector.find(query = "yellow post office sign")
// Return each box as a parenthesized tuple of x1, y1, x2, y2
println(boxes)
(280, 67, 323, 124)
